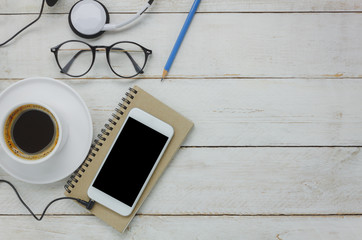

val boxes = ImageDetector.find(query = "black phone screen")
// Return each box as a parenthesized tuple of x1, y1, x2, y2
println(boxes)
(92, 117, 169, 207)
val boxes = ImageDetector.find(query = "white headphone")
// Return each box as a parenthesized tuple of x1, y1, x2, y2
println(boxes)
(49, 0, 154, 38)
(1, 0, 150, 47)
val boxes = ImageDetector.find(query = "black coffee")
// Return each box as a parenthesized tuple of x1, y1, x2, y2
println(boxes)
(4, 104, 60, 160)
(12, 110, 55, 154)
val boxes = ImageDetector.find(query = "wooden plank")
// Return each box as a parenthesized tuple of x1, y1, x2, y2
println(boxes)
(3, 0, 362, 13)
(0, 79, 362, 146)
(1, 14, 362, 79)
(1, 147, 362, 215)
(0, 215, 361, 239)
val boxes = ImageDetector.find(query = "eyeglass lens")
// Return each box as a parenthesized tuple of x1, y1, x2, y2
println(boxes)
(57, 41, 93, 77)
(108, 42, 146, 78)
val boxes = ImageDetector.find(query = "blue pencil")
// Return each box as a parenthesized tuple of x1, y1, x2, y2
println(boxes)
(161, 0, 201, 81)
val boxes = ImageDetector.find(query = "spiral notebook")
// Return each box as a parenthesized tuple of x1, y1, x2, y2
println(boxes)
(64, 86, 193, 233)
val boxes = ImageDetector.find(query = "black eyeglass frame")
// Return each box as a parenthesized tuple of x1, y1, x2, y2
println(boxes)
(51, 40, 152, 78)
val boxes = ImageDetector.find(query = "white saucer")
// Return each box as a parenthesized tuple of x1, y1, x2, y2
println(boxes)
(0, 77, 93, 184)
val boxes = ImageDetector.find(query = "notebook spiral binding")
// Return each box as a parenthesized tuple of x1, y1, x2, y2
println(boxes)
(64, 87, 138, 193)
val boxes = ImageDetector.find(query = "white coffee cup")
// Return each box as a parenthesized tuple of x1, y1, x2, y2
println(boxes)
(0, 102, 68, 165)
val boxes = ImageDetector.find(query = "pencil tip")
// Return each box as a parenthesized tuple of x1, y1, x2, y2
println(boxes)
(161, 69, 168, 81)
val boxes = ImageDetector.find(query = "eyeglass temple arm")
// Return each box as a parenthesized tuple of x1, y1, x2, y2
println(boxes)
(61, 48, 144, 75)
(60, 50, 84, 74)
(112, 48, 144, 74)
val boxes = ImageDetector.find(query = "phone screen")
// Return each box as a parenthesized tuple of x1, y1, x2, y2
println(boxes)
(92, 117, 169, 207)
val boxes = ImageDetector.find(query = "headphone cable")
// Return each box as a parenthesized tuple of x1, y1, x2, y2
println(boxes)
(0, 179, 95, 221)
(0, 0, 46, 47)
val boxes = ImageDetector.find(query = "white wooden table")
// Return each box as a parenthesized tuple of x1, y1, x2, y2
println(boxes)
(1, 0, 362, 239)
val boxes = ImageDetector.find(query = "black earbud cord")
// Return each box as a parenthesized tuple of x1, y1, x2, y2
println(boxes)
(0, 179, 94, 221)
(0, 0, 46, 47)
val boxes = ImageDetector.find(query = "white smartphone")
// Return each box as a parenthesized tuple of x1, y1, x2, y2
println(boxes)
(87, 108, 174, 216)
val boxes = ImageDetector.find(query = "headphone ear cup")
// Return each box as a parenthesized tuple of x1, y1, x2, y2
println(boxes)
(68, 0, 110, 39)
(46, 0, 59, 7)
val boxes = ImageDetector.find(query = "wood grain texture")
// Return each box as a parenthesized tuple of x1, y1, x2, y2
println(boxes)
(1, 14, 362, 79)
(1, 147, 362, 215)
(0, 215, 361, 239)
(0, 79, 361, 146)
(2, 0, 362, 13)
(1, 0, 361, 237)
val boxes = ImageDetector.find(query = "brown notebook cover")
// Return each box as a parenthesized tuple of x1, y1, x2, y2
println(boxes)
(64, 86, 193, 233)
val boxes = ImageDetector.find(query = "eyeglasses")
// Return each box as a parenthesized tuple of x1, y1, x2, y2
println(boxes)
(51, 40, 152, 78)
